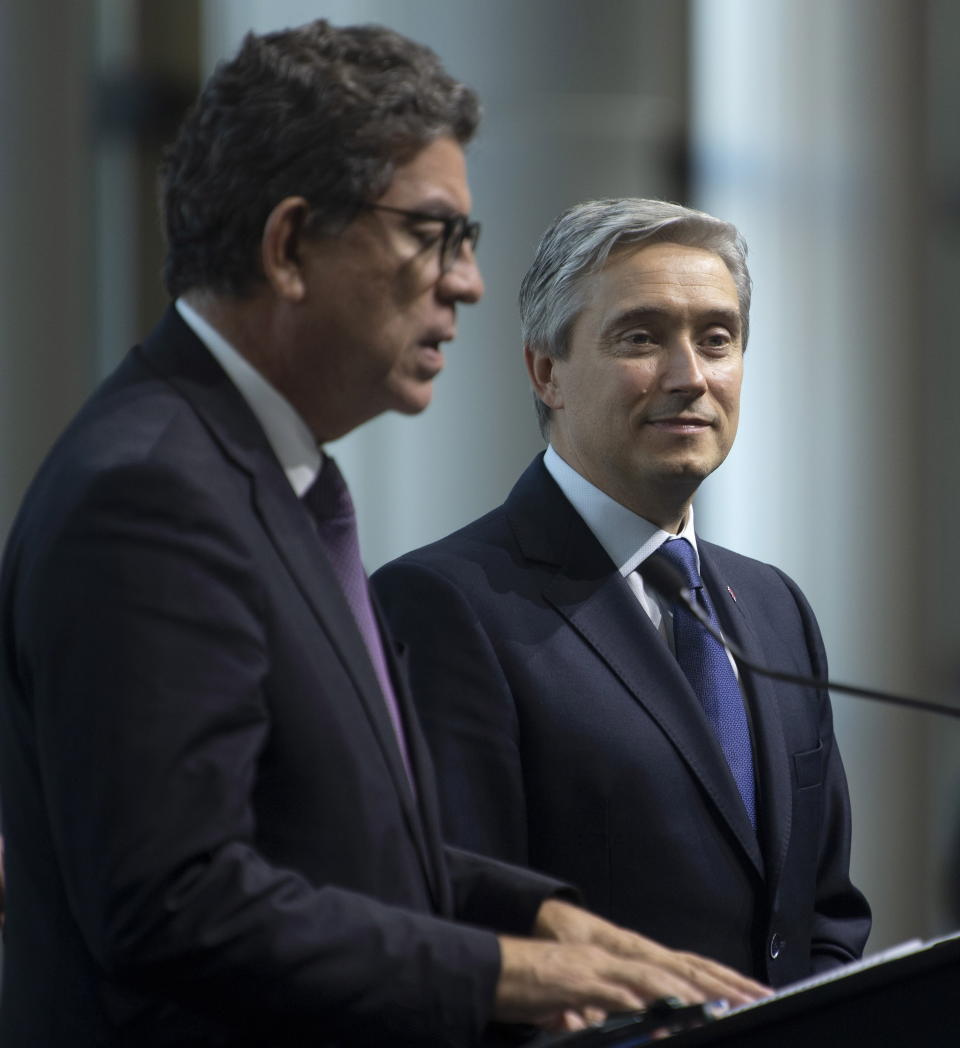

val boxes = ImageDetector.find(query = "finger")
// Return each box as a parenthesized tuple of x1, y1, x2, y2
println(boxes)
(558, 1010, 589, 1032)
(583, 1006, 608, 1026)
(601, 959, 705, 1009)
(667, 954, 771, 1005)
(613, 938, 769, 1005)
(576, 979, 645, 1015)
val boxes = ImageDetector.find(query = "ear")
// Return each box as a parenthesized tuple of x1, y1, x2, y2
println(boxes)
(261, 196, 311, 302)
(524, 344, 564, 410)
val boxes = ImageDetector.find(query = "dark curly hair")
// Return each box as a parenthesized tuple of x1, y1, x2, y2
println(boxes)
(159, 20, 480, 298)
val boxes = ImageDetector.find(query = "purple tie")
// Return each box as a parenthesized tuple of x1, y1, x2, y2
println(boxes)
(655, 538, 756, 828)
(304, 456, 415, 790)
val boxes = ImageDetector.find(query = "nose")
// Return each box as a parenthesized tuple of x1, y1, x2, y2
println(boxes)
(438, 242, 484, 304)
(660, 338, 708, 395)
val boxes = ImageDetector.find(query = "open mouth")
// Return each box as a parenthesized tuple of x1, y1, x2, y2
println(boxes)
(415, 342, 445, 375)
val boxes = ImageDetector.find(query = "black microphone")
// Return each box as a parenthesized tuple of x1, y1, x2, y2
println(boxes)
(639, 553, 960, 721)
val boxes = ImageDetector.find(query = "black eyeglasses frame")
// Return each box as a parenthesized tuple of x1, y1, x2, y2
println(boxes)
(359, 203, 481, 273)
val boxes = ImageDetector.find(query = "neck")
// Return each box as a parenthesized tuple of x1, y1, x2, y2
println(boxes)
(546, 443, 694, 533)
(182, 290, 366, 444)
(182, 289, 267, 369)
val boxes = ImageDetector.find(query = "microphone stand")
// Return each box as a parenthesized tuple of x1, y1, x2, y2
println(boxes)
(638, 556, 960, 721)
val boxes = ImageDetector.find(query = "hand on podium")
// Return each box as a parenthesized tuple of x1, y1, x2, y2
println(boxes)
(494, 899, 771, 1033)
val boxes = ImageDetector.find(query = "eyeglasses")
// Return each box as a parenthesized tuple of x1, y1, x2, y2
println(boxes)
(360, 203, 481, 273)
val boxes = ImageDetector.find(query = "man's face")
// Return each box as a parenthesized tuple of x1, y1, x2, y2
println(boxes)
(533, 241, 744, 528)
(278, 136, 484, 441)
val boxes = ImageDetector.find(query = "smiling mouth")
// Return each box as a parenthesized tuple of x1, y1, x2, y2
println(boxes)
(647, 416, 713, 430)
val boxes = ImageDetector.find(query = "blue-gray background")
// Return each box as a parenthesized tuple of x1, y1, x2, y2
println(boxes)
(2, 0, 959, 978)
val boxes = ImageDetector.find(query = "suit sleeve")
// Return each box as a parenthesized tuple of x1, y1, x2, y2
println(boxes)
(11, 461, 503, 1046)
(773, 568, 872, 971)
(374, 557, 533, 870)
(444, 846, 578, 934)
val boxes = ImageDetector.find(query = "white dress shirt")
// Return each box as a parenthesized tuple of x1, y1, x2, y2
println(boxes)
(176, 300, 416, 785)
(176, 297, 321, 496)
(543, 444, 706, 654)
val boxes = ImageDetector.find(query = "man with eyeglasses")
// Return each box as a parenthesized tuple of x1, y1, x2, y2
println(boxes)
(0, 20, 764, 1048)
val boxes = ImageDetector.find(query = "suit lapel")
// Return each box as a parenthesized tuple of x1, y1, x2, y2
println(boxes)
(249, 467, 420, 799)
(372, 596, 446, 909)
(136, 308, 440, 903)
(699, 545, 792, 888)
(507, 458, 764, 874)
(252, 476, 441, 905)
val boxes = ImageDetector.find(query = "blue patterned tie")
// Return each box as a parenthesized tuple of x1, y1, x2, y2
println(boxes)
(655, 538, 756, 827)
(304, 456, 415, 791)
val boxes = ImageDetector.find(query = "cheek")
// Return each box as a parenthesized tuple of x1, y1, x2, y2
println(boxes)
(581, 380, 649, 442)
(389, 292, 436, 348)
(710, 364, 743, 414)
(557, 361, 650, 419)
(391, 260, 438, 308)
(575, 375, 634, 417)
(614, 366, 656, 410)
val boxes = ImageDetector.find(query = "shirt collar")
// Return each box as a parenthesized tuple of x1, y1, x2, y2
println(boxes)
(175, 297, 321, 496)
(542, 444, 700, 576)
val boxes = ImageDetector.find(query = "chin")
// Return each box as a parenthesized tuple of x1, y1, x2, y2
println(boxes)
(390, 383, 435, 416)
(653, 459, 715, 489)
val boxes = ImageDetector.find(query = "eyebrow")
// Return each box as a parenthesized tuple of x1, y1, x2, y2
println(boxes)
(403, 198, 468, 220)
(603, 305, 742, 336)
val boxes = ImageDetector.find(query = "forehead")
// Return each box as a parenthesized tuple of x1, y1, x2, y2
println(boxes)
(378, 136, 472, 211)
(586, 241, 740, 313)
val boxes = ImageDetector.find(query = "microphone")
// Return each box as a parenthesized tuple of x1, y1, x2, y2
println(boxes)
(639, 553, 960, 721)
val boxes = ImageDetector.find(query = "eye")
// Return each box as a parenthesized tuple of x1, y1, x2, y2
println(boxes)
(407, 220, 446, 248)
(700, 329, 734, 353)
(623, 330, 656, 346)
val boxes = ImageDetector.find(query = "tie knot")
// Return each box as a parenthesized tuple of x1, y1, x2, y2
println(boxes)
(303, 455, 355, 524)
(654, 537, 702, 592)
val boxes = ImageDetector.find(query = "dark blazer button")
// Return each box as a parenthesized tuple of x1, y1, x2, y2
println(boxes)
(769, 933, 785, 959)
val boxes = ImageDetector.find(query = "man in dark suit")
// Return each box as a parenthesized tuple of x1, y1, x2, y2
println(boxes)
(0, 28, 764, 1048)
(374, 199, 872, 989)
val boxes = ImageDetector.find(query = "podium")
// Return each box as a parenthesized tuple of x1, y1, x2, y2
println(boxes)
(546, 932, 960, 1047)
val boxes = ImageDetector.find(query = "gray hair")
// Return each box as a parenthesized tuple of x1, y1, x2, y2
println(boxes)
(519, 198, 752, 436)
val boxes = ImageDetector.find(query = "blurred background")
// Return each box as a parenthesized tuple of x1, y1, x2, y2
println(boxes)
(2, 0, 959, 967)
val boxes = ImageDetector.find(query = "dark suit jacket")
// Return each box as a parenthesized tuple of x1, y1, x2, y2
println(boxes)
(0, 309, 565, 1047)
(373, 456, 871, 987)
